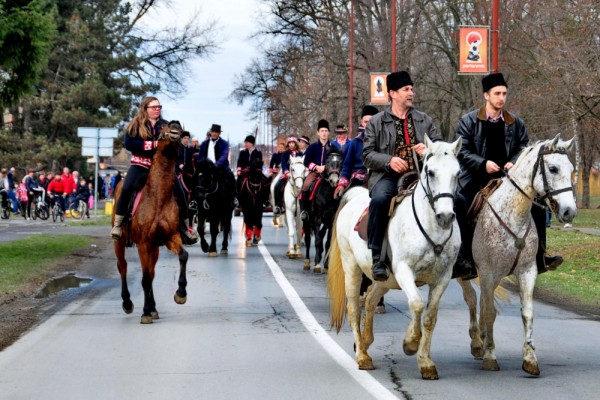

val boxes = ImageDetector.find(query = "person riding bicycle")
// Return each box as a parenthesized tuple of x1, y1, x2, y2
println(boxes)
(0, 170, 9, 219)
(74, 178, 91, 218)
(47, 174, 67, 213)
(111, 97, 199, 245)
(272, 136, 302, 215)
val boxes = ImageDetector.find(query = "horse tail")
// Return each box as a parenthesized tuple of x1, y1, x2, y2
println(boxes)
(471, 277, 512, 303)
(327, 212, 346, 333)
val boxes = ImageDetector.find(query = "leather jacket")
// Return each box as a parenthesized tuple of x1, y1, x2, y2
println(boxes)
(453, 106, 529, 193)
(362, 108, 441, 192)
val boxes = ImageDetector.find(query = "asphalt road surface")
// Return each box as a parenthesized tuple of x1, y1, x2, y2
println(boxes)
(0, 215, 599, 399)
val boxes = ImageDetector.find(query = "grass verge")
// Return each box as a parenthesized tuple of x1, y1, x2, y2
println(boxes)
(562, 208, 600, 229)
(535, 229, 600, 308)
(0, 234, 94, 293)
(67, 214, 111, 227)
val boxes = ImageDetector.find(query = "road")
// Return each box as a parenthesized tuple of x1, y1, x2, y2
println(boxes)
(0, 215, 599, 399)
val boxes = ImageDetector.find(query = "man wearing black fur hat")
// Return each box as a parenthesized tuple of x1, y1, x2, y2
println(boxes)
(300, 118, 334, 220)
(236, 135, 263, 192)
(363, 71, 441, 282)
(454, 72, 562, 277)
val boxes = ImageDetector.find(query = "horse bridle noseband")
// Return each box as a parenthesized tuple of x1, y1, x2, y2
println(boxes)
(195, 171, 219, 210)
(289, 161, 305, 198)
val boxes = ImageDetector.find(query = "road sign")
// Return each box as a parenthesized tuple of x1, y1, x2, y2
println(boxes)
(81, 147, 113, 157)
(77, 127, 118, 138)
(81, 138, 114, 148)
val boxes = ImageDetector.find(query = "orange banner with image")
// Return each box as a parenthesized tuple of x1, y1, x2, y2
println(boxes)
(458, 26, 489, 74)
(369, 72, 390, 105)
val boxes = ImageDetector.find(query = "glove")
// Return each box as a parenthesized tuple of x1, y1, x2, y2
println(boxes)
(334, 185, 345, 199)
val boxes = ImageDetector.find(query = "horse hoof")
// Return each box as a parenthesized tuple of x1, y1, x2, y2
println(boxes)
(403, 341, 418, 356)
(482, 359, 500, 371)
(303, 259, 310, 270)
(357, 360, 375, 370)
(140, 315, 153, 324)
(245, 240, 252, 247)
(122, 301, 134, 314)
(174, 294, 187, 304)
(420, 366, 439, 380)
(313, 266, 321, 274)
(522, 360, 540, 376)
(209, 252, 218, 257)
(471, 345, 484, 359)
(200, 242, 209, 253)
(151, 311, 159, 320)
(221, 249, 228, 255)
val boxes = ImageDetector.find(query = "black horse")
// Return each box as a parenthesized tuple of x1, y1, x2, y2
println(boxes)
(303, 151, 343, 273)
(191, 159, 235, 256)
(238, 157, 271, 246)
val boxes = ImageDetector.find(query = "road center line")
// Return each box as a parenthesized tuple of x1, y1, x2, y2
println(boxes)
(257, 242, 400, 400)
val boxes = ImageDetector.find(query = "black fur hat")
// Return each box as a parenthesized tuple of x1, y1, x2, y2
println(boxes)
(244, 135, 256, 145)
(482, 73, 508, 93)
(361, 105, 379, 118)
(386, 71, 413, 91)
(317, 119, 330, 131)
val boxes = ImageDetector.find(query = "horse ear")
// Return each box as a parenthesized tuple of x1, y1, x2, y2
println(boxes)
(560, 136, 576, 152)
(424, 134, 433, 149)
(451, 136, 462, 156)
(550, 133, 561, 150)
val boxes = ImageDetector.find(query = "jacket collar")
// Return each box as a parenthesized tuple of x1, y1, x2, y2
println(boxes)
(382, 107, 414, 122)
(477, 106, 515, 125)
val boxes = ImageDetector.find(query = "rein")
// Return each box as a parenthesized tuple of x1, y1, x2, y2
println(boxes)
(411, 190, 453, 255)
(196, 178, 219, 210)
(289, 161, 305, 198)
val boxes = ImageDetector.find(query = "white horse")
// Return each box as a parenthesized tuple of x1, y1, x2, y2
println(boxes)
(328, 136, 462, 380)
(269, 169, 285, 227)
(284, 155, 307, 258)
(457, 135, 576, 376)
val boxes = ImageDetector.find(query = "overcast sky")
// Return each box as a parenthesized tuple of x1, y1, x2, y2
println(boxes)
(145, 0, 267, 146)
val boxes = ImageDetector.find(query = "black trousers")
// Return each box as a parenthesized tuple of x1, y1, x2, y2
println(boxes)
(274, 176, 287, 207)
(367, 175, 398, 250)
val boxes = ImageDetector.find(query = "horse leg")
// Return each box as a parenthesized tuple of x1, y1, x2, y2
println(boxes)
(199, 216, 209, 253)
(208, 219, 218, 256)
(114, 241, 133, 314)
(516, 267, 540, 376)
(362, 283, 389, 348)
(221, 218, 230, 254)
(479, 273, 503, 371)
(457, 278, 483, 358)
(166, 237, 188, 305)
(286, 208, 295, 257)
(304, 221, 312, 271)
(416, 281, 451, 380)
(344, 265, 373, 370)
(138, 245, 159, 324)
(394, 262, 423, 357)
(313, 224, 327, 273)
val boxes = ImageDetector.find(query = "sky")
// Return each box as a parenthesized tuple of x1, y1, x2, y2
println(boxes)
(144, 0, 267, 147)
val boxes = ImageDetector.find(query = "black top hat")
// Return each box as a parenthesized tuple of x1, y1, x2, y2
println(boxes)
(210, 124, 222, 133)
(482, 73, 508, 93)
(244, 135, 256, 145)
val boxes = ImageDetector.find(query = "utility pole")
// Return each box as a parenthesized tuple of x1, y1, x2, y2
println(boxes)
(491, 0, 499, 72)
(348, 0, 355, 137)
(391, 0, 397, 71)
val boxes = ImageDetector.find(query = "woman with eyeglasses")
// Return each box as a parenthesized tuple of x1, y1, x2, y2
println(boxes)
(111, 96, 199, 244)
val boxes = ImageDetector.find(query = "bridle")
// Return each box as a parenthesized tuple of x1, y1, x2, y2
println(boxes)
(194, 166, 219, 210)
(412, 150, 456, 255)
(289, 160, 305, 198)
(324, 154, 343, 187)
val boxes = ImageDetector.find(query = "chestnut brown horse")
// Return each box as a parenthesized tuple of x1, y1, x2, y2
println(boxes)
(112, 122, 188, 324)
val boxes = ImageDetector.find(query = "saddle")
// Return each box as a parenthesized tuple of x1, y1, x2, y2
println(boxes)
(468, 178, 503, 224)
(308, 177, 324, 201)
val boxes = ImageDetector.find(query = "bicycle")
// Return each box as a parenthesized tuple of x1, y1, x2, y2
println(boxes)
(0, 189, 12, 220)
(30, 189, 49, 221)
(50, 195, 65, 222)
(69, 198, 89, 220)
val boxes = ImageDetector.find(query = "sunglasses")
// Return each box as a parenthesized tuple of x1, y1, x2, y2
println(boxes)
(146, 105, 163, 110)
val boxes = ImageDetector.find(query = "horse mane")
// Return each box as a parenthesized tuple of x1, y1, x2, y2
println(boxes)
(511, 140, 545, 171)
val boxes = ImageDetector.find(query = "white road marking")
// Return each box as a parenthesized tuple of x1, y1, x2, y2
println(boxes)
(257, 241, 400, 400)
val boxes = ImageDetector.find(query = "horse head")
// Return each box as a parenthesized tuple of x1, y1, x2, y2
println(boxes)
(160, 120, 184, 143)
(193, 159, 218, 200)
(325, 150, 343, 187)
(419, 135, 462, 229)
(289, 155, 307, 191)
(518, 134, 577, 223)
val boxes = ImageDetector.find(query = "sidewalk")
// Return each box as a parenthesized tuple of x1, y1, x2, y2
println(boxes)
(550, 225, 600, 236)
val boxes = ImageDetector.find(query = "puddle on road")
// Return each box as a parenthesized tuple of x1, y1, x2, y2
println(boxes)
(35, 273, 93, 298)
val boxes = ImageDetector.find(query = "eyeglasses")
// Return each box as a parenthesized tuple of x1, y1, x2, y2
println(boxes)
(146, 105, 163, 110)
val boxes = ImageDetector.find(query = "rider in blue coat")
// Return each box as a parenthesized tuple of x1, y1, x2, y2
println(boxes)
(273, 136, 302, 215)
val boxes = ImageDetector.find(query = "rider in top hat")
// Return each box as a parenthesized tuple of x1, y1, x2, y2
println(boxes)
(196, 123, 237, 206)
(363, 71, 441, 282)
(453, 72, 563, 277)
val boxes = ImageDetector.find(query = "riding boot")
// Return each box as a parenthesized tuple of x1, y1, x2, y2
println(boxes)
(179, 218, 199, 245)
(245, 227, 253, 247)
(111, 214, 125, 240)
(371, 248, 389, 282)
(452, 247, 477, 280)
(299, 192, 309, 221)
(532, 204, 563, 274)
(253, 227, 261, 244)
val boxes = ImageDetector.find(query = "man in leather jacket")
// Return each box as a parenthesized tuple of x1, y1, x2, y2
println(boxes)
(362, 71, 441, 281)
(454, 72, 562, 277)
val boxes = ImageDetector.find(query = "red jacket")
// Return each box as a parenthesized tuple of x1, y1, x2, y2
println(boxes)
(48, 179, 67, 195)
(61, 174, 75, 194)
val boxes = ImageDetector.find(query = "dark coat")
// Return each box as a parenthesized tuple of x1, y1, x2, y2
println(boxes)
(340, 132, 366, 181)
(453, 106, 529, 195)
(303, 140, 333, 171)
(363, 108, 440, 192)
(196, 137, 231, 170)
(280, 150, 303, 173)
(125, 118, 168, 168)
(237, 148, 263, 171)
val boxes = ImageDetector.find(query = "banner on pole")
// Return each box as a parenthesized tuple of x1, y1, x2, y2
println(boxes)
(369, 72, 390, 105)
(458, 26, 489, 75)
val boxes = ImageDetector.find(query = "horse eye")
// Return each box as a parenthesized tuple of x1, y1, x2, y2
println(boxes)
(427, 170, 435, 178)
(549, 166, 559, 174)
